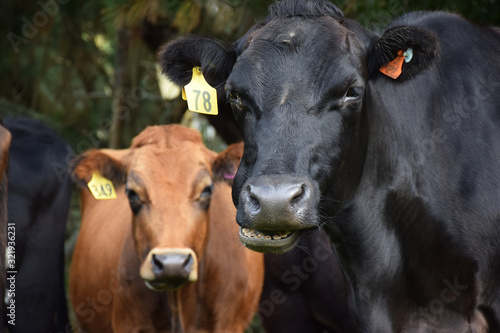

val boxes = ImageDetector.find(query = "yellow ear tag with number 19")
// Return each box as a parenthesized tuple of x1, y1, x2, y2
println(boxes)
(87, 172, 117, 200)
(183, 67, 218, 115)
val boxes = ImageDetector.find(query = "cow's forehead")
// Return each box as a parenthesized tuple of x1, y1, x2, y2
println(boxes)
(253, 16, 346, 47)
(229, 16, 359, 110)
(125, 143, 213, 186)
(234, 17, 352, 78)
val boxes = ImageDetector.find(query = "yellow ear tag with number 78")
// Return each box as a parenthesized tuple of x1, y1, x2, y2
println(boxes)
(182, 67, 218, 115)
(87, 172, 117, 200)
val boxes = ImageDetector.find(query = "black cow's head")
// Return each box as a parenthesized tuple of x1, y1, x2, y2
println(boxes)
(159, 0, 438, 253)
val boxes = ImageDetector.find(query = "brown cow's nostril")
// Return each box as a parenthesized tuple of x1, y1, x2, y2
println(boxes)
(152, 254, 165, 272)
(141, 249, 198, 291)
(182, 254, 193, 271)
(151, 252, 194, 278)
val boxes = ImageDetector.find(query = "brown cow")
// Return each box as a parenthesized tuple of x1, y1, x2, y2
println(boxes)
(0, 122, 11, 331)
(70, 125, 264, 332)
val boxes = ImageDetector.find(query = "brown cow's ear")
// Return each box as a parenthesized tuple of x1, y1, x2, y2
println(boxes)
(0, 125, 11, 184)
(71, 150, 127, 189)
(368, 26, 439, 80)
(213, 142, 244, 186)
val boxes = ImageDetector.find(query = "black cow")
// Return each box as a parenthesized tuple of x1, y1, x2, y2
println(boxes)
(159, 0, 500, 331)
(4, 119, 73, 333)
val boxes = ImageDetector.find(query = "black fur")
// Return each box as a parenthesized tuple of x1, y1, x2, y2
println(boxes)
(267, 0, 344, 21)
(3, 119, 73, 333)
(158, 35, 236, 88)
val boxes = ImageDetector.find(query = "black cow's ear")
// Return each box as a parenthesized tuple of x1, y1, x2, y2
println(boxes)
(71, 150, 127, 189)
(158, 35, 237, 89)
(213, 142, 244, 186)
(367, 26, 439, 80)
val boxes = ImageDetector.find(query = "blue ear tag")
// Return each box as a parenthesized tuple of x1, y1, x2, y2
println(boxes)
(404, 48, 413, 63)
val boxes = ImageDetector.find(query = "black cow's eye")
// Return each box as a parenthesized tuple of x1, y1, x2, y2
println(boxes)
(229, 91, 239, 101)
(345, 87, 362, 101)
(126, 189, 143, 215)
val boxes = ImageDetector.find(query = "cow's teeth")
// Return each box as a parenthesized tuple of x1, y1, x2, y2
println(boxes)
(280, 231, 291, 237)
(242, 228, 294, 240)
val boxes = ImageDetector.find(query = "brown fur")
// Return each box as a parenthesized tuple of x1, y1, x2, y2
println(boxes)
(71, 150, 127, 188)
(0, 123, 11, 325)
(131, 124, 203, 149)
(212, 142, 243, 185)
(70, 125, 263, 332)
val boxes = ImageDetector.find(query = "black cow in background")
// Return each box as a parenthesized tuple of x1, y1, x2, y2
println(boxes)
(257, 229, 353, 332)
(4, 119, 73, 333)
(159, 0, 500, 331)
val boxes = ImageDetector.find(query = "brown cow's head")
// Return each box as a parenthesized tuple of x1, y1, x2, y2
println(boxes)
(73, 125, 243, 291)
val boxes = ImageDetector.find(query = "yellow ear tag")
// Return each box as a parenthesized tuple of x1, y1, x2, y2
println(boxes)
(87, 172, 117, 200)
(184, 67, 218, 115)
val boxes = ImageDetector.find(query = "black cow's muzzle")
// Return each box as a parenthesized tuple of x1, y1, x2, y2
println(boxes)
(236, 175, 319, 253)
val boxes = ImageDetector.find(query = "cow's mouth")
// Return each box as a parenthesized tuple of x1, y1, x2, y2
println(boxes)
(239, 227, 300, 254)
(145, 280, 186, 292)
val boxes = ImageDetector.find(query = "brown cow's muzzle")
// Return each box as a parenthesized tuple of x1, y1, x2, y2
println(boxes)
(140, 248, 198, 291)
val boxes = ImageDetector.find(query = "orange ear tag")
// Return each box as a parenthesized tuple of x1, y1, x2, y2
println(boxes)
(380, 50, 405, 79)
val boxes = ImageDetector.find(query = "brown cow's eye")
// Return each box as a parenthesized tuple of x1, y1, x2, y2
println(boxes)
(198, 184, 213, 210)
(200, 185, 213, 199)
(126, 189, 143, 215)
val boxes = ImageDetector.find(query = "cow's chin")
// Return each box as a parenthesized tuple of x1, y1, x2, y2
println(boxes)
(239, 227, 301, 254)
(144, 280, 187, 292)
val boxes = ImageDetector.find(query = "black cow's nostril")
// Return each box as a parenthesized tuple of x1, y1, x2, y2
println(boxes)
(240, 178, 315, 229)
(290, 183, 306, 204)
(248, 185, 262, 212)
